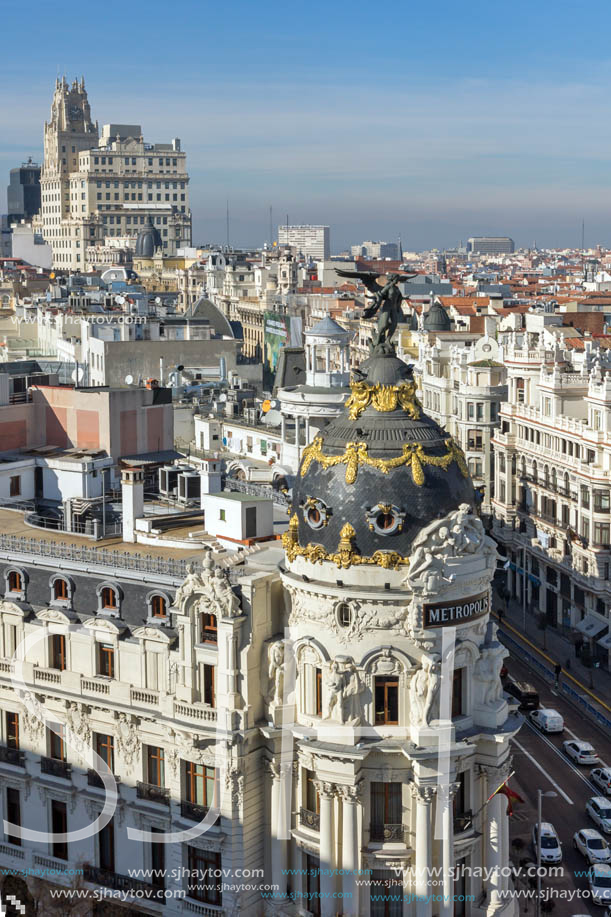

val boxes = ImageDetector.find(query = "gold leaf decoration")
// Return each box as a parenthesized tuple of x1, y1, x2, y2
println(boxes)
(281, 518, 410, 570)
(299, 436, 469, 486)
(345, 379, 422, 420)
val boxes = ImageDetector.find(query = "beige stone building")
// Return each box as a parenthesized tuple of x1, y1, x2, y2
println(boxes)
(37, 77, 191, 271)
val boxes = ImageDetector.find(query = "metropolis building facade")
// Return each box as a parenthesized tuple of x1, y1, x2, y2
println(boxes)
(0, 348, 519, 915)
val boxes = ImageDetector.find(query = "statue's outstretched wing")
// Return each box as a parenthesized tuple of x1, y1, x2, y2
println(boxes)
(336, 268, 381, 295)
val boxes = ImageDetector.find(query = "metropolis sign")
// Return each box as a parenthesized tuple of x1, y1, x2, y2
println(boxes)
(423, 591, 490, 628)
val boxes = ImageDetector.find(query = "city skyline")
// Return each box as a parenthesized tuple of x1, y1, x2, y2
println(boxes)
(3, 0, 611, 250)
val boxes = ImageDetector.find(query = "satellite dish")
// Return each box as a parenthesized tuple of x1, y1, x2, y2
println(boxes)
(155, 297, 162, 304)
(125, 374, 134, 385)
(219, 393, 228, 403)
(71, 367, 84, 383)
(115, 295, 125, 305)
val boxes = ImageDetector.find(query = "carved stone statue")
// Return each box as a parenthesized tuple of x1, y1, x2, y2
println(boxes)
(211, 565, 241, 618)
(336, 268, 415, 353)
(175, 554, 241, 620)
(474, 643, 507, 707)
(409, 655, 441, 726)
(65, 701, 91, 753)
(267, 641, 286, 706)
(324, 659, 364, 725)
(116, 712, 140, 768)
(407, 549, 454, 593)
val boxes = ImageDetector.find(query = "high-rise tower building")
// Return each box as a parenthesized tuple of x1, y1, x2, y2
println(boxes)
(7, 158, 41, 226)
(37, 77, 191, 270)
(278, 224, 330, 260)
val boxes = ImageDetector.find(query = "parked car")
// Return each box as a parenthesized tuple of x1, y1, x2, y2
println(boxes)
(532, 822, 563, 864)
(591, 768, 611, 796)
(564, 740, 600, 765)
(587, 864, 611, 906)
(574, 828, 611, 864)
(529, 708, 564, 733)
(505, 679, 540, 710)
(587, 798, 611, 835)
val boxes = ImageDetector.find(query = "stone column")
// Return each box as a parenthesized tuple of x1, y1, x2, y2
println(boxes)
(339, 784, 361, 915)
(304, 417, 311, 446)
(316, 781, 336, 916)
(439, 784, 458, 917)
(269, 761, 291, 902)
(486, 792, 504, 909)
(280, 413, 286, 443)
(412, 784, 435, 917)
(325, 345, 331, 372)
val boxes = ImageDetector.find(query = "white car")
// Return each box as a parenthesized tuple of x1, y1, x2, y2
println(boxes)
(591, 768, 611, 796)
(530, 708, 564, 733)
(588, 863, 611, 906)
(563, 740, 600, 765)
(532, 822, 563, 864)
(587, 798, 611, 835)
(574, 828, 611, 864)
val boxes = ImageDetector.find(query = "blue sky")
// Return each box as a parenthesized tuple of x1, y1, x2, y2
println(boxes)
(3, 0, 611, 251)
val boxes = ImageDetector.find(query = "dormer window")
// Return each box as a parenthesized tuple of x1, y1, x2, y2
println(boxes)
(151, 595, 166, 618)
(200, 613, 218, 644)
(8, 572, 22, 594)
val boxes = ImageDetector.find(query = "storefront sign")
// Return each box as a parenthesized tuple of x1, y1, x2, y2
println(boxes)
(423, 591, 490, 628)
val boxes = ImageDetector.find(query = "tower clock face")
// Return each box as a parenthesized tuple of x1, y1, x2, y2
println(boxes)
(69, 104, 81, 121)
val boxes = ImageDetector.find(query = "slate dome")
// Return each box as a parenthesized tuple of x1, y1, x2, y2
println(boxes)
(285, 351, 475, 568)
(135, 218, 163, 258)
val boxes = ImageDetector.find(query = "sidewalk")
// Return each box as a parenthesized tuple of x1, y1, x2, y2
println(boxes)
(495, 592, 611, 708)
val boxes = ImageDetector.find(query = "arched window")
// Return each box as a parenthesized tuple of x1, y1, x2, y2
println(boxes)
(53, 578, 69, 601)
(8, 571, 22, 594)
(101, 587, 117, 610)
(200, 612, 217, 644)
(151, 595, 166, 618)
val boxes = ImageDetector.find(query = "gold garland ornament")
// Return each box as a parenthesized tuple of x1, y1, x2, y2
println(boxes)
(345, 380, 422, 421)
(282, 516, 410, 570)
(300, 436, 468, 486)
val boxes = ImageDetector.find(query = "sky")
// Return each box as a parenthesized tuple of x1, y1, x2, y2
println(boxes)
(3, 0, 611, 252)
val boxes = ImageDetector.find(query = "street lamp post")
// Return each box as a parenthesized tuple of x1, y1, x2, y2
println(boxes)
(536, 790, 558, 917)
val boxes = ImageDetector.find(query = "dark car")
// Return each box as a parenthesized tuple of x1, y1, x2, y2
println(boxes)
(505, 679, 539, 710)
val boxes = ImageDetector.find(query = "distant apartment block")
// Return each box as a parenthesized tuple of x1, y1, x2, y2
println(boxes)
(7, 158, 41, 226)
(278, 224, 330, 260)
(351, 240, 399, 259)
(468, 236, 515, 255)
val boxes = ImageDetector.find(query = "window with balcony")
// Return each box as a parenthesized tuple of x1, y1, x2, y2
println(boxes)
(6, 787, 21, 846)
(200, 612, 217, 644)
(146, 746, 165, 787)
(581, 519, 590, 543)
(467, 430, 483, 451)
(594, 491, 610, 513)
(51, 800, 68, 860)
(187, 848, 222, 904)
(594, 523, 610, 547)
(203, 664, 215, 706)
(370, 782, 402, 842)
(50, 634, 66, 671)
(306, 854, 321, 916)
(370, 870, 403, 917)
(97, 643, 115, 678)
(95, 733, 115, 771)
(183, 761, 216, 820)
(374, 677, 398, 725)
(151, 827, 165, 889)
(48, 723, 66, 761)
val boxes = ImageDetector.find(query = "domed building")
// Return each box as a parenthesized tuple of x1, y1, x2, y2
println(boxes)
(134, 217, 163, 258)
(262, 348, 521, 916)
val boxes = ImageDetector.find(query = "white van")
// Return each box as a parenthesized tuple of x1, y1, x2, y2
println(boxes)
(530, 708, 564, 733)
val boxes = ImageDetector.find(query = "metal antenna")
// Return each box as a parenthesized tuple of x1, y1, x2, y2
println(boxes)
(226, 200, 230, 249)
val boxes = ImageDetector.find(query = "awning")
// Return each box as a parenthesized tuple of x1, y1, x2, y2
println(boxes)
(597, 632, 611, 651)
(576, 614, 608, 638)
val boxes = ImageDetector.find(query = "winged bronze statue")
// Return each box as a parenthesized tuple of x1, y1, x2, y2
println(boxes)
(336, 268, 417, 353)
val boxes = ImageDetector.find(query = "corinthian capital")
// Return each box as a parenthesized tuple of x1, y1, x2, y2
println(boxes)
(409, 782, 436, 804)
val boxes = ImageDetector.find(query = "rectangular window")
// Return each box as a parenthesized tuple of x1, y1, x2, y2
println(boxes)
(187, 848, 222, 904)
(98, 820, 114, 872)
(594, 523, 610, 547)
(49, 724, 66, 761)
(185, 762, 215, 806)
(581, 486, 590, 509)
(6, 712, 19, 749)
(9, 476, 20, 497)
(306, 854, 321, 916)
(374, 677, 398, 725)
(370, 782, 402, 840)
(203, 664, 215, 706)
(452, 668, 464, 718)
(467, 429, 483, 451)
(50, 634, 66, 670)
(219, 509, 226, 521)
(98, 643, 115, 678)
(4, 623, 16, 656)
(51, 800, 68, 859)
(315, 668, 323, 716)
(594, 491, 610, 513)
(146, 746, 165, 787)
(581, 518, 590, 542)
(305, 769, 319, 813)
(6, 787, 21, 846)
(151, 826, 165, 888)
(476, 403, 484, 421)
(467, 402, 474, 419)
(200, 612, 218, 644)
(95, 733, 115, 771)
